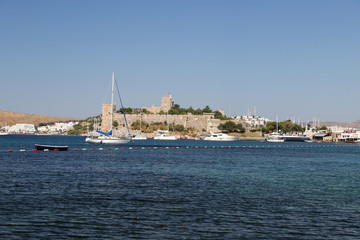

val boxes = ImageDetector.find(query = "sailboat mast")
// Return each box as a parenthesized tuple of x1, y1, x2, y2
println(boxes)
(167, 110, 169, 131)
(110, 72, 115, 132)
(140, 110, 142, 133)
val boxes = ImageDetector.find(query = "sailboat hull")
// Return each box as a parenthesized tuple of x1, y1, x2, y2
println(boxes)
(154, 135, 177, 140)
(85, 137, 130, 144)
(132, 135, 147, 140)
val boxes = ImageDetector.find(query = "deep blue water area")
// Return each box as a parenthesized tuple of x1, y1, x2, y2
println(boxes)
(1, 135, 360, 239)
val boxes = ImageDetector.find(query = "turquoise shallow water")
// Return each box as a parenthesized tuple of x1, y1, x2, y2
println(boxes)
(0, 135, 360, 239)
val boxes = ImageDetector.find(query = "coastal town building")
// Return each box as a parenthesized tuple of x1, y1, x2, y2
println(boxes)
(6, 124, 36, 134)
(37, 122, 78, 133)
(235, 115, 271, 129)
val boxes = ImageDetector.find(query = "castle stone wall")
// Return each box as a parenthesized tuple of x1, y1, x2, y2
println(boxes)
(101, 101, 240, 133)
(102, 111, 226, 133)
(111, 113, 214, 132)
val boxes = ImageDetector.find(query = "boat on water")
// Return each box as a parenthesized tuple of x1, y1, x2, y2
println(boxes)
(266, 133, 310, 142)
(35, 144, 68, 151)
(85, 72, 131, 145)
(131, 134, 147, 140)
(266, 116, 285, 142)
(154, 130, 177, 140)
(203, 132, 239, 141)
(131, 111, 147, 140)
(0, 128, 8, 135)
(281, 135, 311, 142)
(266, 136, 285, 142)
(86, 131, 131, 144)
(154, 109, 177, 140)
(265, 133, 285, 142)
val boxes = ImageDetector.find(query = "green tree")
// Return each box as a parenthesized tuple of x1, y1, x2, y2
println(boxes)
(266, 122, 277, 132)
(214, 111, 227, 120)
(186, 106, 194, 114)
(261, 127, 268, 133)
(194, 108, 203, 115)
(117, 107, 133, 114)
(131, 120, 140, 130)
(319, 126, 327, 130)
(202, 105, 212, 113)
(68, 123, 86, 135)
(218, 121, 245, 132)
(113, 121, 119, 128)
(142, 108, 150, 114)
(169, 123, 185, 131)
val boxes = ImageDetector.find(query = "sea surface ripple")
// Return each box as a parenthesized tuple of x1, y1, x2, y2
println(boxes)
(0, 135, 360, 239)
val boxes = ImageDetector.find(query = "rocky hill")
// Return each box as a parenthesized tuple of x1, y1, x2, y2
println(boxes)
(0, 110, 82, 127)
(320, 120, 360, 128)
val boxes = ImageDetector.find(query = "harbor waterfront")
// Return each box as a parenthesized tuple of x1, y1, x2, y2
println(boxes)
(1, 135, 360, 239)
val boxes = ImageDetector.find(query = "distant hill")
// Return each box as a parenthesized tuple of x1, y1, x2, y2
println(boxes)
(320, 120, 360, 128)
(0, 110, 82, 127)
(354, 119, 360, 125)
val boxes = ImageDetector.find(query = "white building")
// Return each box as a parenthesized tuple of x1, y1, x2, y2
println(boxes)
(7, 124, 36, 134)
(38, 122, 78, 134)
(337, 129, 360, 142)
(236, 115, 271, 128)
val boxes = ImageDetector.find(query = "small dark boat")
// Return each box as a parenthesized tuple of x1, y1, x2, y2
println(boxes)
(35, 144, 69, 151)
(281, 135, 311, 142)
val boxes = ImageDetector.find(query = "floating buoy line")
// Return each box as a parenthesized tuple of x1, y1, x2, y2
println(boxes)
(2, 143, 360, 153)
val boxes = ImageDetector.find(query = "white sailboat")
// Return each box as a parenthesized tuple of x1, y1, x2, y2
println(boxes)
(132, 111, 147, 140)
(154, 110, 177, 140)
(85, 72, 131, 144)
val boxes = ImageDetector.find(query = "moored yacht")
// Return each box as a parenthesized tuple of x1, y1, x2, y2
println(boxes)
(203, 132, 239, 141)
(154, 130, 177, 140)
(265, 133, 285, 142)
(131, 112, 147, 140)
(131, 133, 147, 140)
(85, 72, 131, 145)
(266, 132, 310, 142)
(0, 131, 9, 136)
(281, 135, 311, 142)
(86, 132, 131, 144)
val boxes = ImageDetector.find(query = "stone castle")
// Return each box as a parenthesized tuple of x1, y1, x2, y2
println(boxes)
(143, 94, 174, 114)
(100, 94, 231, 133)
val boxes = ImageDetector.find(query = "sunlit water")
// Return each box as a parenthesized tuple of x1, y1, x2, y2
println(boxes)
(1, 135, 360, 239)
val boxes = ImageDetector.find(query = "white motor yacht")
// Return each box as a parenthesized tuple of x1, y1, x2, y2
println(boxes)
(265, 133, 285, 142)
(131, 134, 147, 140)
(154, 130, 177, 140)
(203, 132, 239, 141)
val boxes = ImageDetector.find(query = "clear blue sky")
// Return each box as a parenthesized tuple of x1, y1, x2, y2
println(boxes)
(1, 0, 359, 122)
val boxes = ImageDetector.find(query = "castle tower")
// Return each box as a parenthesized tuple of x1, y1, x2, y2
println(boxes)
(161, 94, 173, 112)
(101, 103, 116, 132)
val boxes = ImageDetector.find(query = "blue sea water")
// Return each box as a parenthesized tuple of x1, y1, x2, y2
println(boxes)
(0, 135, 360, 239)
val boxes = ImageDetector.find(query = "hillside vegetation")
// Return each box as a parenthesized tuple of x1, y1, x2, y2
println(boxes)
(0, 110, 82, 127)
